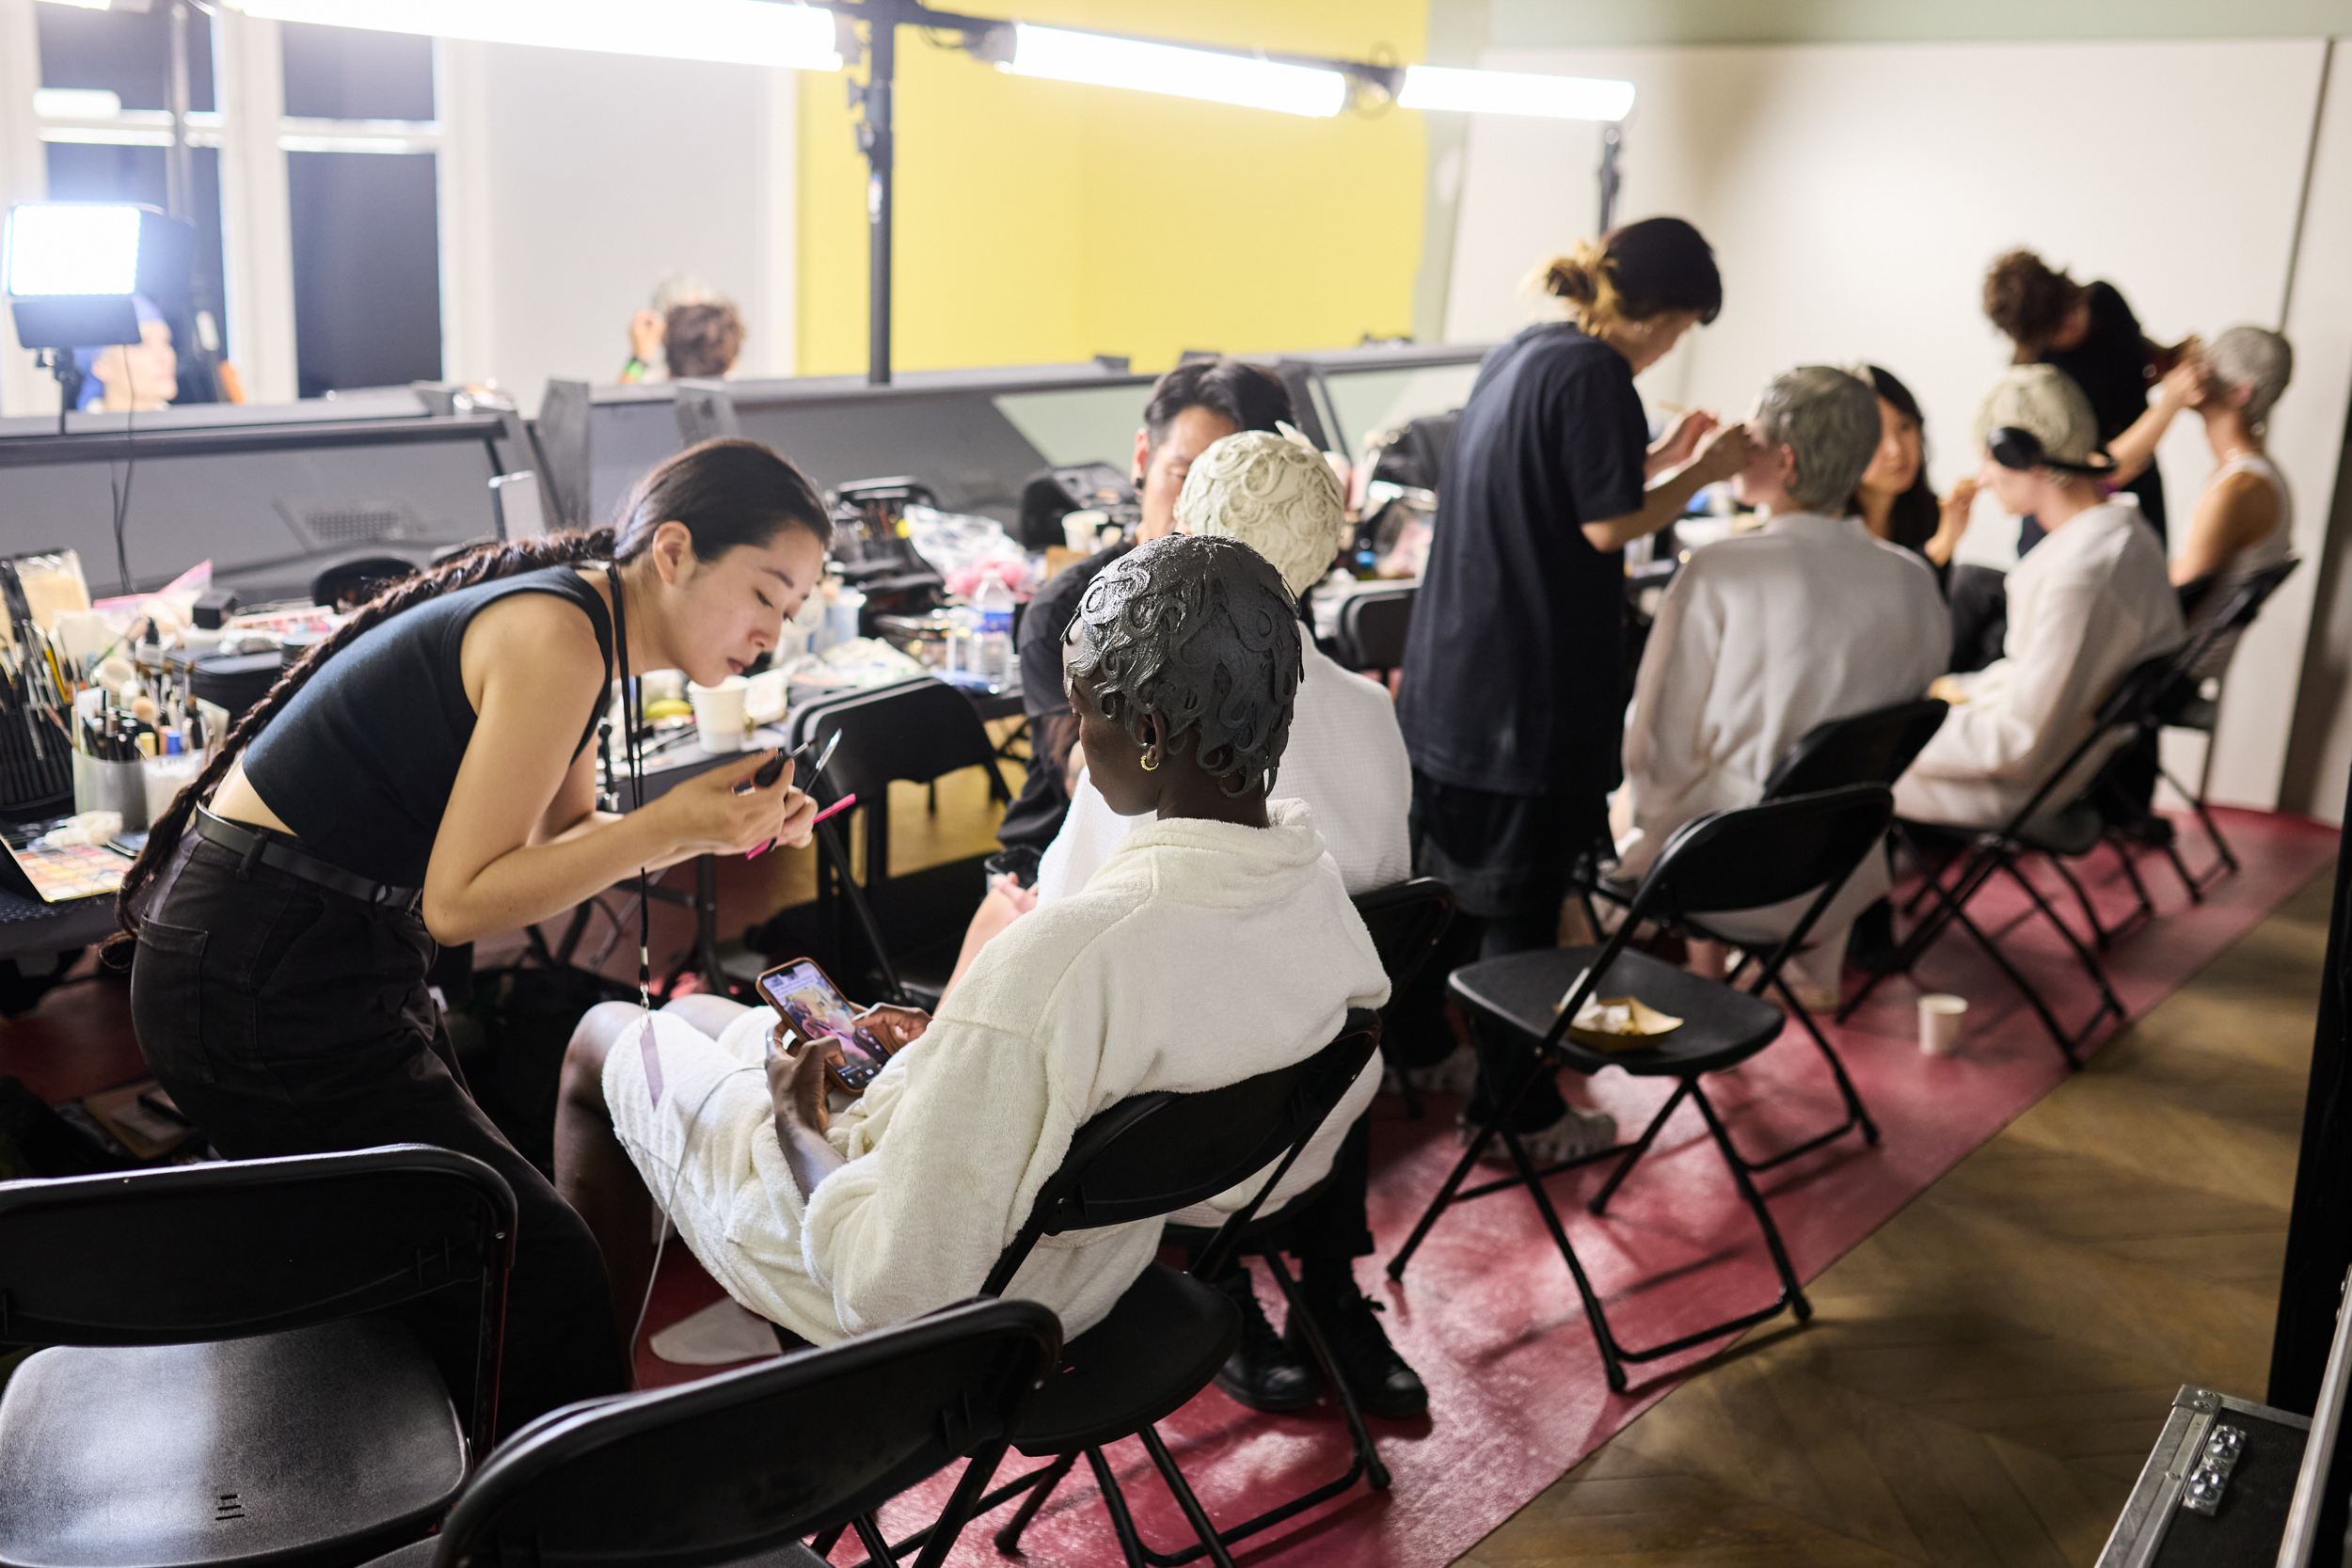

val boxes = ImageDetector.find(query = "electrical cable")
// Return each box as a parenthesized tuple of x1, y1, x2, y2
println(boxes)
(110, 353, 139, 595)
(627, 1039, 761, 1362)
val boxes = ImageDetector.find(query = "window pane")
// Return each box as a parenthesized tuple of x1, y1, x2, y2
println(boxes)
(36, 4, 215, 113)
(45, 141, 229, 400)
(288, 150, 442, 397)
(279, 22, 434, 121)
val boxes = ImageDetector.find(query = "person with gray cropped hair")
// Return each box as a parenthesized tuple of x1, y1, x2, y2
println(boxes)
(1747, 365, 1884, 513)
(1615, 368, 1949, 1005)
(2167, 325, 2295, 678)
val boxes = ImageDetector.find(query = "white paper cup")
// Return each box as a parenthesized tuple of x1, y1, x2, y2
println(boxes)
(1918, 993, 1967, 1056)
(688, 676, 750, 753)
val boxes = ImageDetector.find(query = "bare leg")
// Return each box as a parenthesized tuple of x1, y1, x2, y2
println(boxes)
(554, 1001, 663, 1354)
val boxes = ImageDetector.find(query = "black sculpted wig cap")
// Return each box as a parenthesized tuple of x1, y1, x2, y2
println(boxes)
(1067, 533, 1302, 797)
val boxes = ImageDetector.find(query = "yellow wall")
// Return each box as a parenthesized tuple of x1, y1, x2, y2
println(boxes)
(797, 0, 1430, 377)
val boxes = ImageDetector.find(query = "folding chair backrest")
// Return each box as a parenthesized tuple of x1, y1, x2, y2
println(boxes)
(1337, 589, 1415, 672)
(1634, 785, 1896, 923)
(0, 1143, 514, 1348)
(1351, 878, 1455, 995)
(0, 1144, 515, 1454)
(981, 1011, 1382, 1296)
(429, 1298, 1062, 1568)
(1760, 698, 1948, 800)
(2215, 556, 2300, 634)
(787, 677, 1010, 806)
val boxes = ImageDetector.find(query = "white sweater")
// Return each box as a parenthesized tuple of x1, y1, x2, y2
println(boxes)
(1897, 500, 2184, 829)
(1037, 643, 1414, 901)
(1616, 513, 1948, 883)
(800, 800, 1390, 1338)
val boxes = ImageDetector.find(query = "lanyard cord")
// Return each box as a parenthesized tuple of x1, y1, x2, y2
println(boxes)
(606, 562, 654, 1013)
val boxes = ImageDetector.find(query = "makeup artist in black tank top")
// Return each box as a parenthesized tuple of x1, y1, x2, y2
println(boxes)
(115, 439, 829, 1435)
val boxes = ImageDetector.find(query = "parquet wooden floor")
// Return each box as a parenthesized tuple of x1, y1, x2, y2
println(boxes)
(1455, 862, 2335, 1568)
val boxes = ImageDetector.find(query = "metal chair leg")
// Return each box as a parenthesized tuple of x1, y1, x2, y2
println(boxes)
(1689, 1082, 1809, 1321)
(1262, 1253, 1389, 1491)
(1135, 1426, 1241, 1568)
(2044, 852, 2114, 948)
(1588, 1081, 1690, 1215)
(1997, 858, 2123, 1020)
(992, 1452, 1077, 1555)
(1083, 1446, 1157, 1568)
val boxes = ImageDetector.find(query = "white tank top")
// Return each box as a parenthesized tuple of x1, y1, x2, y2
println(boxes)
(2186, 451, 2293, 682)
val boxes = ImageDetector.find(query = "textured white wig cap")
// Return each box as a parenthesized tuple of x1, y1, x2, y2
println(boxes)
(1173, 424, 1352, 598)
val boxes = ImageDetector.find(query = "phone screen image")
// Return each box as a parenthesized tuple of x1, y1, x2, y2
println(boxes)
(758, 961, 891, 1084)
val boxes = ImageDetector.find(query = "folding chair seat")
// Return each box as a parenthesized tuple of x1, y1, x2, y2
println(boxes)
(353, 1298, 1062, 1568)
(0, 1145, 513, 1568)
(1391, 786, 1895, 1394)
(946, 1013, 1384, 1568)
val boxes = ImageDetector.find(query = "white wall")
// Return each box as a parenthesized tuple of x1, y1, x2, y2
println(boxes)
(0, 0, 51, 419)
(437, 42, 798, 415)
(1443, 37, 2350, 814)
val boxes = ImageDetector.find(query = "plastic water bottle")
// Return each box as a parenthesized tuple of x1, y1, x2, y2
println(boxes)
(974, 576, 1015, 687)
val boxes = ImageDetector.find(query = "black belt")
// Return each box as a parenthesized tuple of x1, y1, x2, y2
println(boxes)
(193, 809, 423, 913)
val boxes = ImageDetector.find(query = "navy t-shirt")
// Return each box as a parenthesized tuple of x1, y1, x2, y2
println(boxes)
(1396, 323, 1647, 799)
(2042, 279, 2166, 540)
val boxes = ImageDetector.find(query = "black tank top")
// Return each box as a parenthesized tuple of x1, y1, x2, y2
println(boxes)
(243, 565, 613, 887)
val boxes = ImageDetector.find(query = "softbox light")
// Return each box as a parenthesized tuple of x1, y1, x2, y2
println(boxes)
(5, 202, 194, 350)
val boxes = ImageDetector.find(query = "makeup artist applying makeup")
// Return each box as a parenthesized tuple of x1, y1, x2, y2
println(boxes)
(110, 437, 828, 1433)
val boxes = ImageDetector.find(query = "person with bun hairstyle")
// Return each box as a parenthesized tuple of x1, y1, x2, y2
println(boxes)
(117, 437, 830, 1433)
(1396, 216, 1756, 1164)
(1983, 249, 2191, 548)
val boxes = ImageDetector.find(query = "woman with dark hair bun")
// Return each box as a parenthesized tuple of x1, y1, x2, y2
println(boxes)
(1396, 215, 1756, 1164)
(118, 437, 831, 1432)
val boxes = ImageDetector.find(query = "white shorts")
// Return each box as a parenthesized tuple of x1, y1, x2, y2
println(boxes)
(601, 1007, 844, 1342)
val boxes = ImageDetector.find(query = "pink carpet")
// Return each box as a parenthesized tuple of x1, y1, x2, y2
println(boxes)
(635, 807, 2335, 1567)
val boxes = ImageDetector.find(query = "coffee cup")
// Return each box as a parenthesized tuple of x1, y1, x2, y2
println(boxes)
(1918, 993, 1967, 1056)
(689, 676, 750, 753)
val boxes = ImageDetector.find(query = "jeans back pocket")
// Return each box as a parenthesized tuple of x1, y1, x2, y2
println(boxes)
(130, 917, 215, 1086)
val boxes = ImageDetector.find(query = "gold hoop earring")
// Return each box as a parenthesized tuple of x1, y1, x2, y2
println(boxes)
(1141, 747, 1160, 772)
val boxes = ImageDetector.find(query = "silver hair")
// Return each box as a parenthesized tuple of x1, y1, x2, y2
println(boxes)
(1753, 366, 1883, 512)
(1066, 534, 1301, 797)
(2206, 325, 2294, 432)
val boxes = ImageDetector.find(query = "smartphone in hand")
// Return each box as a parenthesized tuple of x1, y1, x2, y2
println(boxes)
(756, 957, 896, 1094)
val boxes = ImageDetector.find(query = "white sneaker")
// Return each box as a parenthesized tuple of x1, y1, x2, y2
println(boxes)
(1461, 1107, 1619, 1164)
(1406, 1043, 1481, 1100)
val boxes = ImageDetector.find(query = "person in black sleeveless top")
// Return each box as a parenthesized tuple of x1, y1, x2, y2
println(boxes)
(114, 439, 830, 1436)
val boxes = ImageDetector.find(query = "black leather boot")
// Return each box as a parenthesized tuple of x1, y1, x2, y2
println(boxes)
(1212, 1269, 1321, 1413)
(1294, 1274, 1427, 1421)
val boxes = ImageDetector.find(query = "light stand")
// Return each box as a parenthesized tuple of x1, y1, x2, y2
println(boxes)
(1597, 122, 1624, 232)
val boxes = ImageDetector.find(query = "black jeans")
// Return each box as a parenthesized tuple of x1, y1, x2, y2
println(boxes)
(129, 830, 628, 1438)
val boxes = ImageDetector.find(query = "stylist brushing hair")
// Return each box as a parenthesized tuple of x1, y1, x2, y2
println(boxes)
(113, 436, 828, 1434)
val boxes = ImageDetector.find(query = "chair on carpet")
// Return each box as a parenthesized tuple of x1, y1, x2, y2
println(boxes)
(929, 1011, 1385, 1568)
(1840, 654, 2189, 1066)
(0, 1144, 514, 1568)
(2153, 557, 2300, 895)
(783, 677, 1012, 1008)
(1356, 877, 1459, 1112)
(352, 1298, 1062, 1568)
(1583, 701, 1949, 1165)
(1334, 587, 1415, 678)
(1389, 785, 1895, 1395)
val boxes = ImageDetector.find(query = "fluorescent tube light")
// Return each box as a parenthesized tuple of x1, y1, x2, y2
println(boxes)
(6, 204, 144, 297)
(220, 0, 842, 71)
(36, 1, 118, 10)
(1399, 65, 1633, 121)
(1000, 24, 1347, 119)
(34, 88, 126, 119)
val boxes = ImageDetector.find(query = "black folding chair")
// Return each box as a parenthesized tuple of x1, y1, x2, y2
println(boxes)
(0, 1145, 514, 1568)
(785, 677, 1013, 1007)
(1841, 655, 2189, 1066)
(2153, 557, 2300, 895)
(1390, 786, 1895, 1394)
(911, 1013, 1385, 1568)
(1334, 588, 1415, 677)
(353, 1298, 1062, 1568)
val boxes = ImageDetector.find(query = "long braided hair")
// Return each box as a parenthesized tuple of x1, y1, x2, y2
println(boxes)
(112, 436, 830, 950)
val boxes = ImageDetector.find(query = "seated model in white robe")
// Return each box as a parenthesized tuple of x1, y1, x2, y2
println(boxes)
(1897, 499, 2184, 831)
(604, 799, 1389, 1345)
(1614, 511, 1949, 993)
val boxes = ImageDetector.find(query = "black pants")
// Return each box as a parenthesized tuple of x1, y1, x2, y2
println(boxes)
(129, 830, 628, 1438)
(1411, 773, 1611, 1132)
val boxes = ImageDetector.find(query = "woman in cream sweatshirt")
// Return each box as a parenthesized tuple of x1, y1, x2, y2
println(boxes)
(552, 534, 1390, 1349)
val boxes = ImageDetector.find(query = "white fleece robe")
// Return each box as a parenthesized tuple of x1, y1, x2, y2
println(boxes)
(604, 799, 1390, 1345)
(1896, 500, 2183, 830)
